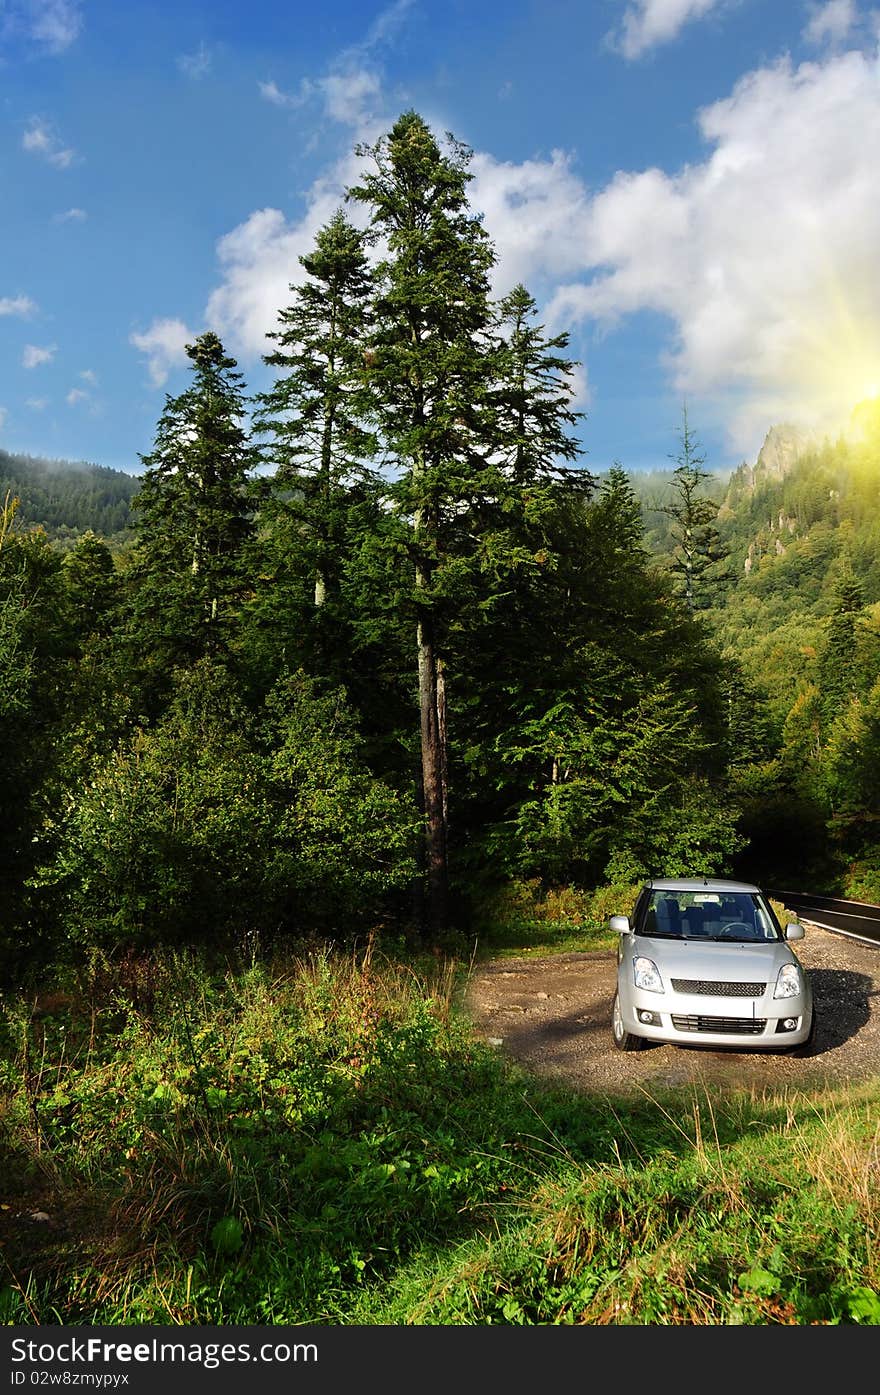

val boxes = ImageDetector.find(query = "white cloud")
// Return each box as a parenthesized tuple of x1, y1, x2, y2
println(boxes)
(79, 368, 97, 384)
(803, 0, 858, 45)
(0, 407, 7, 431)
(256, 67, 376, 126)
(258, 78, 312, 108)
(469, 150, 593, 295)
(0, 294, 36, 317)
(259, 69, 380, 125)
(177, 42, 212, 79)
(613, 0, 726, 59)
(319, 69, 382, 125)
(540, 42, 880, 456)
(66, 387, 87, 406)
(259, 80, 295, 107)
(25, 397, 48, 410)
(0, 0, 82, 54)
(362, 0, 415, 50)
(259, 0, 411, 128)
(27, 0, 81, 52)
(22, 118, 76, 169)
(130, 318, 194, 387)
(54, 207, 87, 222)
(22, 343, 56, 368)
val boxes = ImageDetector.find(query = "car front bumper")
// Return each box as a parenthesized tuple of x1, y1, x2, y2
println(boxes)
(620, 985, 813, 1049)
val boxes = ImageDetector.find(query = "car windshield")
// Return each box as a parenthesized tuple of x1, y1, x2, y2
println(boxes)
(637, 890, 782, 942)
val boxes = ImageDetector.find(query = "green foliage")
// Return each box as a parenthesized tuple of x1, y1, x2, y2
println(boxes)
(210, 1217, 244, 1257)
(250, 208, 380, 703)
(492, 680, 738, 885)
(472, 878, 615, 956)
(262, 671, 419, 926)
(636, 404, 880, 889)
(37, 663, 276, 949)
(0, 514, 76, 963)
(4, 109, 799, 961)
(36, 664, 417, 953)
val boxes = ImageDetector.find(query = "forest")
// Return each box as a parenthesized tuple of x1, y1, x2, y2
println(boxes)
(3, 114, 880, 985)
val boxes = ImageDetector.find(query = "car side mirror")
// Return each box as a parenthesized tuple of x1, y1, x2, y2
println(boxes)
(609, 915, 632, 935)
(784, 923, 804, 940)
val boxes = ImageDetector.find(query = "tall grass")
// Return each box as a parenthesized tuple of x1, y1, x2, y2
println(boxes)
(1, 943, 878, 1325)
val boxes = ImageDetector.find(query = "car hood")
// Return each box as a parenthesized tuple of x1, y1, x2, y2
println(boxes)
(635, 936, 798, 982)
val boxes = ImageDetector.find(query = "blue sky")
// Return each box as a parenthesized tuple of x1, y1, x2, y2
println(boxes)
(2, 0, 880, 476)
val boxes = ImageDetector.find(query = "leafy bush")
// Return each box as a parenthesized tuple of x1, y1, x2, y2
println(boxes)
(35, 664, 417, 954)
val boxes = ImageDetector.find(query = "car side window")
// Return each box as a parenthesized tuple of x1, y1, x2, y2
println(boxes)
(633, 887, 649, 930)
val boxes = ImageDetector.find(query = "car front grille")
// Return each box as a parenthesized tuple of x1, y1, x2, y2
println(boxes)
(671, 979, 766, 997)
(671, 1014, 766, 1035)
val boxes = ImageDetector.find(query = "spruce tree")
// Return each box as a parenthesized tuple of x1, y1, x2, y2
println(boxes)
(662, 406, 728, 612)
(129, 332, 255, 681)
(254, 210, 375, 612)
(817, 553, 864, 726)
(347, 112, 499, 932)
(493, 283, 585, 490)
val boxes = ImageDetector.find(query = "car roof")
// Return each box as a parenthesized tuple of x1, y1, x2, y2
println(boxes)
(645, 877, 762, 894)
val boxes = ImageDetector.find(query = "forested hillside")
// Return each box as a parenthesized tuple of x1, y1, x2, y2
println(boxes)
(0, 450, 139, 546)
(641, 399, 880, 898)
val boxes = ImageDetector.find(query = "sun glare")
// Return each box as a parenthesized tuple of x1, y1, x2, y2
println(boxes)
(764, 246, 880, 437)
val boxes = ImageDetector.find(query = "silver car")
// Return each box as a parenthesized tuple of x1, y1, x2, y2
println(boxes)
(611, 877, 815, 1053)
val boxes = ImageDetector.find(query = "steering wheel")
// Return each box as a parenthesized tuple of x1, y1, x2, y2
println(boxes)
(718, 921, 754, 939)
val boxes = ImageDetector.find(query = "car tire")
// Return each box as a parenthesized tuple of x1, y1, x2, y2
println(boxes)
(612, 991, 645, 1052)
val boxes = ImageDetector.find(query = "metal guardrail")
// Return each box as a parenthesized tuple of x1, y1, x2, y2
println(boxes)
(769, 890, 880, 912)
(767, 889, 880, 948)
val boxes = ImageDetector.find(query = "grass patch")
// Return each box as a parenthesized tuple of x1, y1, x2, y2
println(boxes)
(1, 940, 878, 1325)
(471, 880, 623, 958)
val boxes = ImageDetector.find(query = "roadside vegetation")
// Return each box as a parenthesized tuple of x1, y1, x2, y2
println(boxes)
(2, 941, 878, 1327)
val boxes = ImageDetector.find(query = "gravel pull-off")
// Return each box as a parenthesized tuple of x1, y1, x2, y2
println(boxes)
(462, 924, 880, 1093)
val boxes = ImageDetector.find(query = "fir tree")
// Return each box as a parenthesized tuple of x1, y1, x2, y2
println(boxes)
(662, 406, 729, 612)
(129, 332, 255, 681)
(347, 111, 499, 932)
(817, 552, 864, 726)
(254, 210, 375, 612)
(492, 283, 586, 490)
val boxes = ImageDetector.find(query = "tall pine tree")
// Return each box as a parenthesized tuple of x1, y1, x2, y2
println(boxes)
(129, 332, 255, 685)
(661, 406, 728, 612)
(254, 210, 375, 612)
(348, 112, 498, 932)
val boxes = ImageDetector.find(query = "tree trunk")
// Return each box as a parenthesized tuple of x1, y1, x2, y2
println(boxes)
(416, 598, 448, 935)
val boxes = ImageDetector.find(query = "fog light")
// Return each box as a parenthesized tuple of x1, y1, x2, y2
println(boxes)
(783, 1018, 797, 1030)
(638, 1009, 657, 1025)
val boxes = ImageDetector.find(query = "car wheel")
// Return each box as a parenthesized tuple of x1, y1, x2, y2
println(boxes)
(787, 1011, 817, 1058)
(612, 991, 645, 1052)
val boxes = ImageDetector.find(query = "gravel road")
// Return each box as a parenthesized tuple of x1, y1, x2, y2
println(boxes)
(462, 923, 880, 1093)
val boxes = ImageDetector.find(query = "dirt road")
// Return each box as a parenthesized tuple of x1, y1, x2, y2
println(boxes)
(462, 923, 880, 1092)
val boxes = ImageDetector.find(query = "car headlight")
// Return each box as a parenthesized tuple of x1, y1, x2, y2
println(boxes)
(633, 956, 663, 993)
(773, 963, 802, 999)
